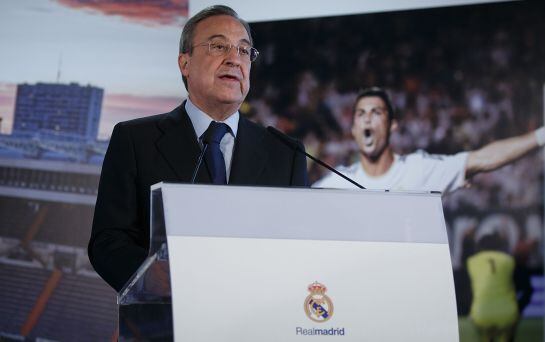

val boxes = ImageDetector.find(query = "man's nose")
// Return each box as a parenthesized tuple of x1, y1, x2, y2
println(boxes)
(224, 46, 242, 66)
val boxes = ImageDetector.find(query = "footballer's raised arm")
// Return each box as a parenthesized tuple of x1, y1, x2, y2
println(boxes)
(465, 127, 544, 178)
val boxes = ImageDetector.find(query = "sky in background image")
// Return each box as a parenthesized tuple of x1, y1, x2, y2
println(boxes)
(0, 0, 188, 139)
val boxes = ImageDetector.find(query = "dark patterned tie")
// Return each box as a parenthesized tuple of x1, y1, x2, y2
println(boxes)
(202, 121, 230, 184)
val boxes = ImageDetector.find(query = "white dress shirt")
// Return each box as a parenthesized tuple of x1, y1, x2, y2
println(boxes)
(185, 98, 239, 181)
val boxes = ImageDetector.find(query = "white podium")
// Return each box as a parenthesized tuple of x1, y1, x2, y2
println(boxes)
(119, 183, 458, 341)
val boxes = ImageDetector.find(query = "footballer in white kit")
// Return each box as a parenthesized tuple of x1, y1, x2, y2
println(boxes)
(313, 87, 545, 194)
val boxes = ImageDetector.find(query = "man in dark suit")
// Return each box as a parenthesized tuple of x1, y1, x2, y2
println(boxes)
(89, 5, 308, 292)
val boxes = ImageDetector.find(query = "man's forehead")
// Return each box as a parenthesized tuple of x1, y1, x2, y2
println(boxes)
(355, 96, 387, 110)
(207, 34, 251, 46)
(194, 15, 250, 43)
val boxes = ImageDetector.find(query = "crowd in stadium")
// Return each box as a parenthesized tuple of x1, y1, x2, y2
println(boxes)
(246, 3, 543, 213)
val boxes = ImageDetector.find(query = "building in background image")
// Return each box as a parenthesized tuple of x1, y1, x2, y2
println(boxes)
(0, 82, 107, 164)
(13, 83, 103, 142)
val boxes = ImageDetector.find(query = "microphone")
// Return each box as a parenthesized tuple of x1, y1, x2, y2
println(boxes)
(190, 143, 208, 184)
(266, 126, 365, 189)
(191, 126, 218, 183)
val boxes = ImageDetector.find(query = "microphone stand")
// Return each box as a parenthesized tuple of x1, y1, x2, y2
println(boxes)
(190, 143, 208, 184)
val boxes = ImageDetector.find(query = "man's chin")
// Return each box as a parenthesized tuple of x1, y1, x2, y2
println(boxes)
(215, 97, 244, 108)
(215, 90, 247, 105)
(361, 148, 382, 162)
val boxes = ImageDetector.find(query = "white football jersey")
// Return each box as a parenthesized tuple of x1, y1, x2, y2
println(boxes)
(313, 150, 469, 194)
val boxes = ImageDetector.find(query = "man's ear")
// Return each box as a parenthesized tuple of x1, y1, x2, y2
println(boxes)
(389, 119, 398, 134)
(178, 53, 190, 77)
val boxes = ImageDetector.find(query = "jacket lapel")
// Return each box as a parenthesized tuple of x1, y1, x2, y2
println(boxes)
(229, 117, 267, 185)
(155, 104, 211, 183)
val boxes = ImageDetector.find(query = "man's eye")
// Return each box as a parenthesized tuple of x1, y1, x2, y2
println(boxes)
(211, 43, 227, 52)
(239, 47, 250, 56)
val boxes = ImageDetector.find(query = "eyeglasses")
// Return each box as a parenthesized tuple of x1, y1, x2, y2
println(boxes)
(193, 40, 259, 62)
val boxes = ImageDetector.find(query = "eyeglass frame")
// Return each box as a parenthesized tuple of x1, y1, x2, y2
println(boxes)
(192, 39, 260, 62)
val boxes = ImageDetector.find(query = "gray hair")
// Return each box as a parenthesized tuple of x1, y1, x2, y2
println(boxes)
(179, 5, 253, 90)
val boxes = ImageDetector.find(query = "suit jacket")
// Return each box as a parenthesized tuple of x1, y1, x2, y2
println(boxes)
(89, 104, 308, 291)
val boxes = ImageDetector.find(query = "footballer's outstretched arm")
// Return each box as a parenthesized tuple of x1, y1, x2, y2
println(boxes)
(465, 127, 544, 178)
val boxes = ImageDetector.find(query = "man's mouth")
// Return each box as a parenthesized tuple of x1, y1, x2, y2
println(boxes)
(218, 74, 240, 82)
(363, 129, 374, 146)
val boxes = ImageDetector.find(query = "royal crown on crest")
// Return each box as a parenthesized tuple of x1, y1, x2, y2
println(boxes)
(307, 281, 327, 294)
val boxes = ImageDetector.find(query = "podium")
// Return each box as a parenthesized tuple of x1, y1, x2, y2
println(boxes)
(118, 183, 458, 341)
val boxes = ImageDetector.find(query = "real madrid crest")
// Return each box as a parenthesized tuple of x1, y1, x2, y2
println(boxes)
(304, 281, 334, 322)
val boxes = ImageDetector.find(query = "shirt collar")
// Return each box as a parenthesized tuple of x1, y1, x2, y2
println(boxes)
(185, 97, 239, 139)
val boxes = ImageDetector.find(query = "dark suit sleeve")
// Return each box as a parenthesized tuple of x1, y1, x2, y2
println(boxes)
(88, 123, 147, 292)
(291, 141, 309, 187)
